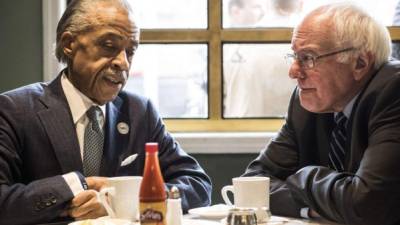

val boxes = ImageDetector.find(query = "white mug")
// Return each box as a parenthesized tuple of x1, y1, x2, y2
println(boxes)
(221, 177, 270, 222)
(99, 176, 142, 221)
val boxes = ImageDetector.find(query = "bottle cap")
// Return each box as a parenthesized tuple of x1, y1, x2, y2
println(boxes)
(168, 186, 180, 199)
(145, 142, 158, 153)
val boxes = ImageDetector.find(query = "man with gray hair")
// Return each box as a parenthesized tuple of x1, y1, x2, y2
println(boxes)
(0, 0, 211, 224)
(244, 3, 400, 225)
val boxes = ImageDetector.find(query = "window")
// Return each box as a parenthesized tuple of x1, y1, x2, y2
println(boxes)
(45, 0, 400, 132)
(125, 44, 208, 118)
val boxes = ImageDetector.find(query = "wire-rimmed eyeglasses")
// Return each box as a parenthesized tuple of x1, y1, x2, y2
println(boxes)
(285, 47, 355, 70)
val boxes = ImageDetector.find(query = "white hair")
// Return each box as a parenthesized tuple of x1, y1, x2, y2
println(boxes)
(311, 3, 391, 69)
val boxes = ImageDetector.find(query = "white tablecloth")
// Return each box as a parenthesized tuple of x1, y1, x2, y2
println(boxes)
(184, 214, 340, 225)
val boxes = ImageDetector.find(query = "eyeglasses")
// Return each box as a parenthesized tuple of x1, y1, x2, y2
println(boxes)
(285, 47, 355, 70)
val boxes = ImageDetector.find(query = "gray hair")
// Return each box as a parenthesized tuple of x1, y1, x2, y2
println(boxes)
(55, 0, 137, 64)
(309, 3, 391, 69)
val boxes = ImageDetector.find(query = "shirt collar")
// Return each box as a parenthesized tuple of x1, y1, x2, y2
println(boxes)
(61, 72, 106, 124)
(335, 93, 359, 119)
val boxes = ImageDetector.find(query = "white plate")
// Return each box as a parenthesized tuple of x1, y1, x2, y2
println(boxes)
(188, 204, 232, 220)
(183, 218, 221, 225)
(68, 217, 133, 225)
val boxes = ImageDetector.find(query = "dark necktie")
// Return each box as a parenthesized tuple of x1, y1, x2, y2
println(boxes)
(83, 106, 104, 176)
(329, 112, 347, 172)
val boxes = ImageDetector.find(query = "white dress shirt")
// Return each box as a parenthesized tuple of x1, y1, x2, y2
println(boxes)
(60, 73, 106, 196)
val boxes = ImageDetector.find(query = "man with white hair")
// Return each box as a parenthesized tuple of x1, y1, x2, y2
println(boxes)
(244, 3, 400, 225)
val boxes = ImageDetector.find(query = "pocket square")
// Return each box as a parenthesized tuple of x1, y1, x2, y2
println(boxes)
(120, 154, 138, 167)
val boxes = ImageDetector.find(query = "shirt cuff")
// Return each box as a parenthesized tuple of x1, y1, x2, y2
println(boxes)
(62, 172, 88, 196)
(300, 207, 310, 219)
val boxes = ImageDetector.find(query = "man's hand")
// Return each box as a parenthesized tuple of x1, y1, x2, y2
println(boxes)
(68, 190, 107, 220)
(67, 176, 109, 220)
(86, 176, 108, 191)
(309, 209, 321, 218)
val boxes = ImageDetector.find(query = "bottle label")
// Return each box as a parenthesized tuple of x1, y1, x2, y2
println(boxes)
(140, 201, 167, 225)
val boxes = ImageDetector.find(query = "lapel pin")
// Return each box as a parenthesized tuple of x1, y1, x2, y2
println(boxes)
(117, 122, 129, 135)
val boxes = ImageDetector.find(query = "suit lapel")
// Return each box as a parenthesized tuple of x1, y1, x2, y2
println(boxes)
(100, 96, 130, 176)
(345, 64, 384, 171)
(37, 74, 83, 173)
(316, 113, 335, 166)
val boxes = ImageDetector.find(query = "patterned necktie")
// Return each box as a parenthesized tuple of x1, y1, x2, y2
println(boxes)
(329, 112, 348, 172)
(83, 106, 104, 176)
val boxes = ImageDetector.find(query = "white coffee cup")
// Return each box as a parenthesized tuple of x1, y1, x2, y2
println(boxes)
(221, 177, 270, 222)
(99, 176, 142, 221)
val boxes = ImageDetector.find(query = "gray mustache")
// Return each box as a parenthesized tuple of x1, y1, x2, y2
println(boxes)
(100, 69, 127, 80)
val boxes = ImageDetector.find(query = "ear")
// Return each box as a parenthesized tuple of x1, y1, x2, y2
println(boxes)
(60, 32, 77, 59)
(353, 51, 374, 81)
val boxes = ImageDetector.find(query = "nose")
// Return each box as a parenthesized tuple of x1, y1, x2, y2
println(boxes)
(288, 60, 304, 79)
(112, 50, 130, 71)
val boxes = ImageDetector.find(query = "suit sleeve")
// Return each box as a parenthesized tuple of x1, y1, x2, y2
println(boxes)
(242, 89, 307, 217)
(144, 100, 212, 212)
(286, 79, 400, 225)
(0, 94, 74, 225)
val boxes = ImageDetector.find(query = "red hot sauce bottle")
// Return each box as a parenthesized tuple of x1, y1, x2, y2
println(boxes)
(139, 142, 167, 225)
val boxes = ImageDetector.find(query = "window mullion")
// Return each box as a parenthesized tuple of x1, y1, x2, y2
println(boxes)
(208, 0, 223, 120)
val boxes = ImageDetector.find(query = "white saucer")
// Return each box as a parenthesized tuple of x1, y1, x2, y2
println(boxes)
(68, 217, 133, 225)
(188, 204, 233, 220)
(183, 218, 221, 225)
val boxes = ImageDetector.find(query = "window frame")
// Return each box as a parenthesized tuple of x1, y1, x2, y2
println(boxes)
(42, 0, 66, 82)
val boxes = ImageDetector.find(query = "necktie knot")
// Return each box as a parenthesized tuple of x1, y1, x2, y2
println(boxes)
(87, 106, 102, 122)
(86, 106, 102, 132)
(334, 112, 347, 128)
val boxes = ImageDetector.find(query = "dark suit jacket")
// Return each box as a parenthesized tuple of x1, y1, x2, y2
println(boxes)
(0, 73, 212, 225)
(244, 61, 400, 225)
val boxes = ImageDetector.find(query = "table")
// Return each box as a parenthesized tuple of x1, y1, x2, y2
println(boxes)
(39, 214, 340, 225)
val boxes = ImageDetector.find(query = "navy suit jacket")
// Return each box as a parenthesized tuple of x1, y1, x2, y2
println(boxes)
(244, 61, 400, 225)
(0, 73, 211, 225)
